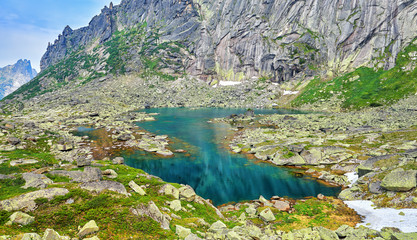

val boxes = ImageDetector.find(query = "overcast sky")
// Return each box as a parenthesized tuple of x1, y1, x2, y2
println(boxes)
(0, 0, 121, 71)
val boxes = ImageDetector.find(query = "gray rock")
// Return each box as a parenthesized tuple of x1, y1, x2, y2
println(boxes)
(159, 184, 179, 199)
(258, 208, 275, 222)
(21, 233, 42, 240)
(184, 233, 202, 240)
(272, 200, 290, 211)
(209, 220, 227, 233)
(176, 225, 191, 238)
(0, 188, 69, 211)
(10, 159, 38, 166)
(43, 228, 61, 240)
(7, 137, 21, 145)
(169, 200, 182, 211)
(78, 220, 99, 238)
(49, 167, 102, 183)
(0, 174, 14, 180)
(5, 211, 35, 226)
(381, 168, 417, 191)
(112, 157, 124, 165)
(102, 169, 118, 179)
(179, 185, 196, 201)
(392, 232, 417, 240)
(369, 181, 384, 194)
(22, 173, 53, 189)
(128, 180, 146, 195)
(80, 180, 128, 196)
(132, 201, 171, 230)
(77, 158, 91, 167)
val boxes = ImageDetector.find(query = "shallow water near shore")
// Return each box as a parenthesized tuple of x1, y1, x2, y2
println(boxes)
(119, 108, 341, 205)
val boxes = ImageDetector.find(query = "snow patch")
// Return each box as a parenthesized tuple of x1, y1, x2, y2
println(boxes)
(345, 172, 358, 187)
(219, 81, 242, 86)
(345, 200, 417, 232)
(283, 90, 299, 95)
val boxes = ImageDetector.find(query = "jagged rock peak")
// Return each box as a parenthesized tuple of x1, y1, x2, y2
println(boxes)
(0, 59, 37, 99)
(63, 25, 73, 36)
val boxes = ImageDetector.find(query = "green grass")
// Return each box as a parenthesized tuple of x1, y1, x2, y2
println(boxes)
(293, 41, 417, 109)
(0, 177, 35, 200)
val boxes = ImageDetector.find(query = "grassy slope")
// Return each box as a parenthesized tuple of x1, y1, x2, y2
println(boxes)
(293, 41, 417, 109)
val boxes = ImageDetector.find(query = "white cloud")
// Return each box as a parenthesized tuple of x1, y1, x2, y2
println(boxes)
(0, 24, 60, 71)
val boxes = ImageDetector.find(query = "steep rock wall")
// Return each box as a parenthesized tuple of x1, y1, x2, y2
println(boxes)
(41, 0, 417, 82)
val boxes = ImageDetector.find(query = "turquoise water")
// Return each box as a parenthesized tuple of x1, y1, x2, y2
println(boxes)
(118, 108, 341, 205)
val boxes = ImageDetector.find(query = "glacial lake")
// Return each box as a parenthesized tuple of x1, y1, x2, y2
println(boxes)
(113, 108, 340, 205)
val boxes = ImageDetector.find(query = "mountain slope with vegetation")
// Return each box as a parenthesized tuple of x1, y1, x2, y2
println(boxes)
(1, 0, 417, 239)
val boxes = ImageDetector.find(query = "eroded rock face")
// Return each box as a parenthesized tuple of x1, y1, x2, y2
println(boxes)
(41, 0, 417, 82)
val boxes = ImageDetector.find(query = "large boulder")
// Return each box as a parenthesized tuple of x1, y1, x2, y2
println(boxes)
(5, 211, 35, 226)
(0, 188, 69, 211)
(209, 220, 227, 233)
(80, 181, 128, 196)
(22, 173, 53, 189)
(272, 200, 290, 211)
(179, 185, 196, 201)
(49, 167, 102, 183)
(21, 233, 42, 240)
(129, 180, 146, 195)
(258, 208, 275, 222)
(78, 220, 99, 238)
(176, 225, 191, 239)
(170, 200, 182, 211)
(43, 229, 61, 240)
(159, 184, 179, 199)
(132, 201, 170, 230)
(381, 168, 417, 192)
(7, 137, 21, 145)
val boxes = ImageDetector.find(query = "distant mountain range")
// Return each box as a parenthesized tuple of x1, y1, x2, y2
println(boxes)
(0, 59, 37, 99)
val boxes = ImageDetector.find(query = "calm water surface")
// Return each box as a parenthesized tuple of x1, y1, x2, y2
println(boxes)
(113, 108, 341, 205)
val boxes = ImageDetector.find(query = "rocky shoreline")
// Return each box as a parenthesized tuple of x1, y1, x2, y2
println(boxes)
(0, 77, 416, 238)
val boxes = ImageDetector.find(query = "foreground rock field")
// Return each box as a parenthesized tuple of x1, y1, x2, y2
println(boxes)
(0, 74, 415, 239)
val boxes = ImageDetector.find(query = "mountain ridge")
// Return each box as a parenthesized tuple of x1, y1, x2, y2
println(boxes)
(40, 0, 417, 83)
(0, 59, 37, 99)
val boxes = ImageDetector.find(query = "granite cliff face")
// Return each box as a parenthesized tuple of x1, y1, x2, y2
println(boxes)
(0, 60, 37, 99)
(40, 0, 417, 83)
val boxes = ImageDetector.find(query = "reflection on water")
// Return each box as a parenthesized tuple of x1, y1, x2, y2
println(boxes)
(117, 108, 340, 205)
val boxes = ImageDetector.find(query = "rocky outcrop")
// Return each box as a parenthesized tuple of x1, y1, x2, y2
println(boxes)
(0, 188, 69, 212)
(0, 59, 37, 99)
(41, 0, 417, 83)
(80, 180, 128, 196)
